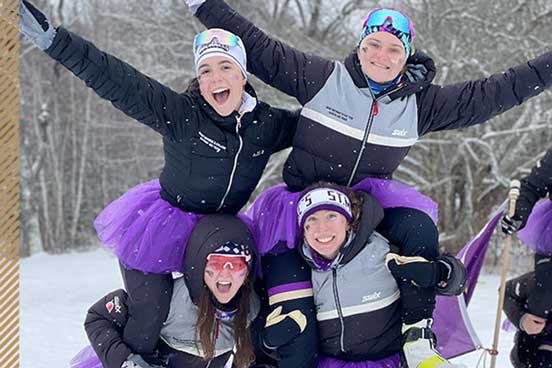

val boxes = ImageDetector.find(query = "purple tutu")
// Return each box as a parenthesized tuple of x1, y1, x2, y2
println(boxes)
(518, 200, 552, 254)
(94, 179, 203, 273)
(247, 178, 438, 255)
(317, 353, 400, 368)
(70, 346, 103, 368)
(351, 178, 438, 224)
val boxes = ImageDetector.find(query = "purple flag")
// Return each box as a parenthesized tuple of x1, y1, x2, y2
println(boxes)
(433, 203, 506, 359)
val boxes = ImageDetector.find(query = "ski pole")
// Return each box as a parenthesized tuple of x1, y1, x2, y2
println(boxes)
(490, 179, 520, 368)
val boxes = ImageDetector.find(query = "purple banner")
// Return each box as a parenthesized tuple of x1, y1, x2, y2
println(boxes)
(433, 203, 506, 358)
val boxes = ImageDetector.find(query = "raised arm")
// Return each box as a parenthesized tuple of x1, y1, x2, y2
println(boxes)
(418, 51, 552, 135)
(190, 0, 334, 104)
(20, 0, 193, 140)
(502, 146, 552, 234)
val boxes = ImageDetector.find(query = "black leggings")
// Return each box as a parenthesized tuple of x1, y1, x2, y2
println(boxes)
(119, 263, 173, 354)
(376, 207, 439, 324)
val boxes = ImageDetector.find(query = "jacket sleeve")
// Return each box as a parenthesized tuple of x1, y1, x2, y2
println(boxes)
(521, 147, 552, 202)
(84, 289, 133, 368)
(195, 0, 334, 105)
(45, 27, 193, 140)
(269, 108, 300, 153)
(503, 272, 534, 329)
(417, 52, 552, 135)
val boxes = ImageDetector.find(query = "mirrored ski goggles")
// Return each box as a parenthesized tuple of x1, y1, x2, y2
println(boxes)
(194, 29, 240, 53)
(206, 254, 248, 272)
(361, 8, 414, 41)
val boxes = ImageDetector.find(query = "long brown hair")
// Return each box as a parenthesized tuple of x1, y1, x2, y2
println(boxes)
(195, 280, 255, 368)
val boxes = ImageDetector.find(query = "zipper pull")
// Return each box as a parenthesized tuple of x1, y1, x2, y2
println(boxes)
(373, 100, 379, 117)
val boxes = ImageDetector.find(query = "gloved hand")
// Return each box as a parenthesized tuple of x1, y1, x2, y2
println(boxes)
(386, 253, 437, 288)
(19, 0, 57, 50)
(121, 354, 166, 368)
(501, 179, 541, 235)
(263, 306, 307, 349)
(500, 214, 525, 235)
(386, 253, 467, 296)
(184, 0, 207, 15)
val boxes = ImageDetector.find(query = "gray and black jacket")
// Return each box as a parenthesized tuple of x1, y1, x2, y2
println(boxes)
(45, 27, 298, 213)
(298, 193, 402, 361)
(84, 214, 261, 368)
(195, 0, 552, 191)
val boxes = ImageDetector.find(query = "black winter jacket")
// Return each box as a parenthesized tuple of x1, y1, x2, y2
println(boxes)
(196, 0, 552, 191)
(45, 27, 298, 213)
(504, 272, 552, 368)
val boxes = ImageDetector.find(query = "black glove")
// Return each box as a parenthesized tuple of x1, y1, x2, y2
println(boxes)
(502, 150, 552, 234)
(386, 253, 438, 288)
(19, 0, 57, 50)
(500, 186, 538, 235)
(262, 306, 306, 349)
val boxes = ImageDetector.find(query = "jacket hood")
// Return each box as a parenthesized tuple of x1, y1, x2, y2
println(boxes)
(300, 191, 384, 269)
(183, 214, 258, 305)
(344, 49, 436, 99)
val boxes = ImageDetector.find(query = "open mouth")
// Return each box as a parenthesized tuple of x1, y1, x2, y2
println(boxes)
(212, 88, 230, 104)
(216, 281, 232, 293)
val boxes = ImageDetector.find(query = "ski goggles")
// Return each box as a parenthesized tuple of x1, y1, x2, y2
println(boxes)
(206, 254, 248, 272)
(194, 29, 241, 54)
(361, 8, 414, 41)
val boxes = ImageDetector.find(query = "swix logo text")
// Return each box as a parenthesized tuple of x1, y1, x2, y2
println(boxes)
(361, 291, 381, 303)
(391, 129, 408, 136)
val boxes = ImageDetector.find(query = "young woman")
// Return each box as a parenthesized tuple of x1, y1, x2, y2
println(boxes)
(282, 184, 455, 367)
(504, 271, 552, 368)
(19, 0, 298, 360)
(502, 146, 552, 318)
(72, 214, 264, 368)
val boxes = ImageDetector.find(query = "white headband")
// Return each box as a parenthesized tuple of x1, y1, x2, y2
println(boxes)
(297, 188, 353, 227)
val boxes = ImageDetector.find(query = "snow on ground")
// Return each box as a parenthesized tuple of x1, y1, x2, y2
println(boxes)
(21, 249, 516, 367)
